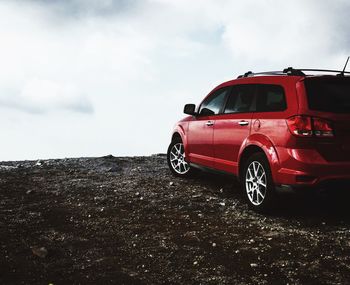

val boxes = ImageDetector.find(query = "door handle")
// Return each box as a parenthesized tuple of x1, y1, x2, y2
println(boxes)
(238, 120, 249, 126)
(206, 121, 214, 126)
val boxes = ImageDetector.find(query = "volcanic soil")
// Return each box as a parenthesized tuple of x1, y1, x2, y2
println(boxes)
(1, 155, 350, 284)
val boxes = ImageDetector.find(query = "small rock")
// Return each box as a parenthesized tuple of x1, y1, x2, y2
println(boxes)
(107, 166, 119, 172)
(219, 202, 226, 206)
(103, 154, 114, 159)
(35, 160, 42, 166)
(193, 261, 198, 265)
(31, 246, 48, 258)
(250, 263, 258, 268)
(169, 182, 174, 186)
(183, 231, 200, 242)
(212, 243, 217, 247)
(0, 165, 17, 170)
(26, 190, 33, 195)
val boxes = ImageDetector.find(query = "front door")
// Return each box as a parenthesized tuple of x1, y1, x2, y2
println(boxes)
(187, 87, 230, 168)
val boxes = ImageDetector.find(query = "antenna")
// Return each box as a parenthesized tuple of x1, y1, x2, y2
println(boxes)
(341, 56, 350, 76)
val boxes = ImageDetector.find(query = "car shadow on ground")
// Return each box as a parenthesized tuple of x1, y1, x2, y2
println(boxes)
(273, 189, 350, 223)
(189, 171, 350, 225)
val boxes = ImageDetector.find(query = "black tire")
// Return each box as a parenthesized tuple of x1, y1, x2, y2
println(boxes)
(242, 152, 276, 212)
(167, 138, 195, 177)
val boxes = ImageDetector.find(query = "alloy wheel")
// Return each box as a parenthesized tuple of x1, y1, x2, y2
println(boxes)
(245, 161, 267, 206)
(169, 143, 190, 175)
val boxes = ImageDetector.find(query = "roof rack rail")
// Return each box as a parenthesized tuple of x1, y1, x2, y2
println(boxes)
(237, 67, 350, 79)
(237, 71, 285, 78)
(293, 68, 350, 75)
(282, 67, 305, 76)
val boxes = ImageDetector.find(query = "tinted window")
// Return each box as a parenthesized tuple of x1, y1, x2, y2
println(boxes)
(305, 78, 350, 113)
(224, 85, 255, 113)
(256, 85, 286, 112)
(199, 88, 229, 115)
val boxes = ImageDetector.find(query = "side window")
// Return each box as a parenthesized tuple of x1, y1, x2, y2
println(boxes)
(199, 88, 229, 116)
(256, 85, 286, 112)
(224, 85, 256, 114)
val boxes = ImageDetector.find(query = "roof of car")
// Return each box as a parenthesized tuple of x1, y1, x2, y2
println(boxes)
(236, 67, 350, 78)
(215, 71, 350, 92)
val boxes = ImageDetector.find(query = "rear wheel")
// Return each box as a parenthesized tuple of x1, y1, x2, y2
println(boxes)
(167, 138, 194, 177)
(243, 153, 276, 212)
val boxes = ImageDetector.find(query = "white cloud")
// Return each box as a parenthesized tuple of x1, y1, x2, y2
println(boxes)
(220, 1, 349, 69)
(0, 0, 349, 160)
(0, 1, 154, 114)
(1, 78, 93, 114)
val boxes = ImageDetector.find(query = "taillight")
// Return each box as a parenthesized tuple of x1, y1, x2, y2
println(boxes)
(312, 117, 334, 137)
(286, 116, 334, 137)
(286, 116, 313, 137)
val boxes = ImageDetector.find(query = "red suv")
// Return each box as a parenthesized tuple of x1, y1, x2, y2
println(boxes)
(167, 67, 350, 211)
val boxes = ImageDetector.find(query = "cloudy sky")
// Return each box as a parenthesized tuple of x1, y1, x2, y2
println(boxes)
(0, 0, 349, 160)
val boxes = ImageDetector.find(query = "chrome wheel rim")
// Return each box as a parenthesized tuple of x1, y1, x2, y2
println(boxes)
(245, 161, 267, 206)
(169, 143, 190, 174)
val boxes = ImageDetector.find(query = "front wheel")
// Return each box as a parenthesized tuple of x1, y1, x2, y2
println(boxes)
(167, 138, 194, 177)
(243, 153, 276, 212)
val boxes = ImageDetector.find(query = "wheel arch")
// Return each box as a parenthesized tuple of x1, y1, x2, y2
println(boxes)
(171, 132, 182, 142)
(171, 123, 187, 144)
(238, 134, 280, 183)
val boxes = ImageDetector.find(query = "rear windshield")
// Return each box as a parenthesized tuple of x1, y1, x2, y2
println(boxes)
(305, 78, 350, 113)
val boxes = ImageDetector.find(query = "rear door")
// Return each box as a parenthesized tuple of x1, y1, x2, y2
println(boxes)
(213, 84, 256, 174)
(187, 87, 230, 168)
(250, 83, 289, 152)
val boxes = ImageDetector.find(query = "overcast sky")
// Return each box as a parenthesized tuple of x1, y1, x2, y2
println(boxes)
(0, 0, 349, 160)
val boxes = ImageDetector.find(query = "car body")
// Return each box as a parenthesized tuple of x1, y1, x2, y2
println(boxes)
(167, 68, 350, 211)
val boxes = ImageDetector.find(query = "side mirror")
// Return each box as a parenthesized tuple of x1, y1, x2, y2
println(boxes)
(184, 104, 196, 115)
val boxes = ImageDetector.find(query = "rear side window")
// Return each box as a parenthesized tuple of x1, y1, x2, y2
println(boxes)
(256, 84, 286, 112)
(224, 85, 256, 114)
(305, 78, 350, 113)
(199, 87, 229, 116)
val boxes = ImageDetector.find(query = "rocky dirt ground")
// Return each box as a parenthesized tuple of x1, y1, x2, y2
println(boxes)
(1, 155, 350, 284)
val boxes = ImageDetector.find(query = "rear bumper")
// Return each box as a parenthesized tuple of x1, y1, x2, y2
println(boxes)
(274, 147, 350, 187)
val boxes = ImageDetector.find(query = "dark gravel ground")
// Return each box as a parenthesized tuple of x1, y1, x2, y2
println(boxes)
(1, 155, 350, 284)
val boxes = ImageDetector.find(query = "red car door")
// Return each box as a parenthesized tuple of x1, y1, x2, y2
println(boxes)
(187, 87, 230, 168)
(213, 84, 256, 174)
